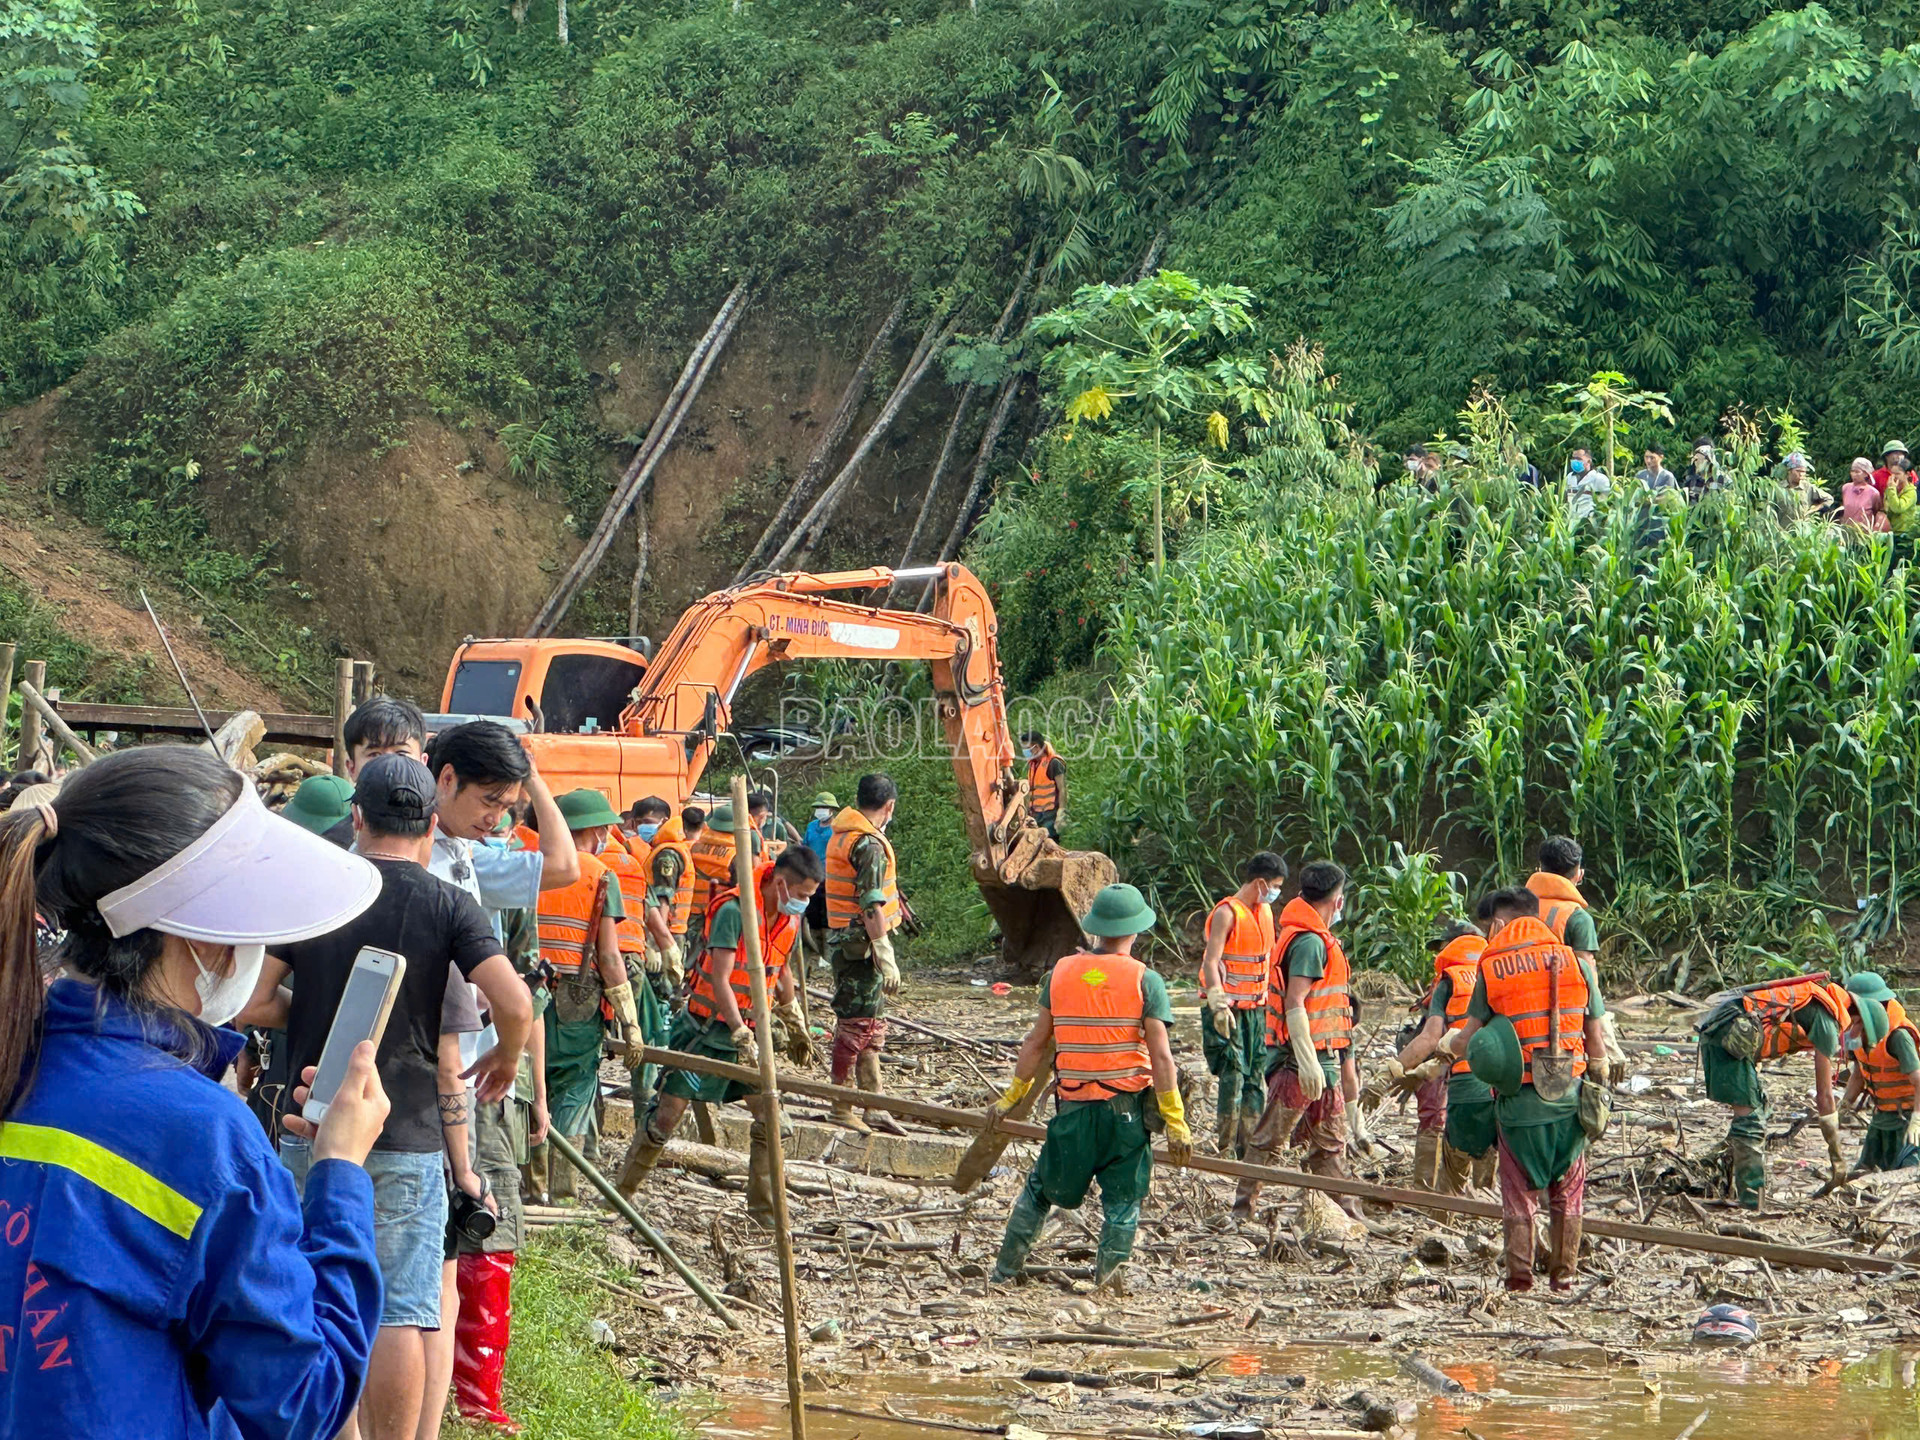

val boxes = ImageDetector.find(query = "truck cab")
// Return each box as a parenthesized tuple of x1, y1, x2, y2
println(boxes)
(441, 638, 649, 735)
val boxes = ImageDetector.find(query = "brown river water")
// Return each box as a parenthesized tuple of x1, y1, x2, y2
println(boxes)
(708, 1342, 1920, 1439)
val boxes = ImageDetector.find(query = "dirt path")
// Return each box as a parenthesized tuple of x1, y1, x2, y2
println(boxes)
(0, 394, 291, 711)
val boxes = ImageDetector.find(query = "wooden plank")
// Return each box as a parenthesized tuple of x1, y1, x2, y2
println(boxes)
(51, 702, 335, 744)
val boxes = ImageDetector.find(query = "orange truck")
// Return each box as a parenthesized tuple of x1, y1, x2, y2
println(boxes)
(438, 563, 1114, 977)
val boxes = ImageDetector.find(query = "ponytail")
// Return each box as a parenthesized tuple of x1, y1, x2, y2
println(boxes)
(0, 807, 54, 1120)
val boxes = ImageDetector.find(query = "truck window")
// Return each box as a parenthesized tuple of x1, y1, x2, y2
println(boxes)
(448, 659, 523, 719)
(541, 654, 647, 734)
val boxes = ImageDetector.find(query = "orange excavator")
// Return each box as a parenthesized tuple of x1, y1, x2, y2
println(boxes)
(437, 563, 1115, 978)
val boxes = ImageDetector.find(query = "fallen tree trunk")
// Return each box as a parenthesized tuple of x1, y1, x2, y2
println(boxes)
(914, 372, 1023, 611)
(528, 282, 748, 636)
(736, 297, 907, 583)
(18, 682, 97, 765)
(641, 1045, 1907, 1275)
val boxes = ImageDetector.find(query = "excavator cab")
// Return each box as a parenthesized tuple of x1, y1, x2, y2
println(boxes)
(443, 638, 649, 734)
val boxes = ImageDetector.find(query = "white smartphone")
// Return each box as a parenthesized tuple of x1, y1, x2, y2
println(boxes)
(301, 947, 407, 1126)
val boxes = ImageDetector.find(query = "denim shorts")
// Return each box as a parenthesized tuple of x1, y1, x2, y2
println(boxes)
(281, 1139, 450, 1328)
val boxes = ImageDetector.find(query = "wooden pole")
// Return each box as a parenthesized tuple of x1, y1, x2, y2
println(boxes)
(332, 659, 354, 777)
(18, 661, 45, 772)
(639, 1045, 1907, 1277)
(0, 643, 17, 764)
(729, 776, 806, 1440)
(351, 660, 375, 706)
(17, 683, 98, 764)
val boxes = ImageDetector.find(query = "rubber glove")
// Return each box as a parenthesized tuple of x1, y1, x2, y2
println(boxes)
(1905, 1107, 1920, 1151)
(604, 980, 646, 1067)
(872, 931, 903, 996)
(1359, 1059, 1402, 1111)
(1402, 1051, 1452, 1088)
(730, 1023, 759, 1071)
(642, 939, 665, 975)
(1287, 1006, 1326, 1102)
(1349, 1095, 1380, 1156)
(663, 939, 685, 987)
(1817, 1109, 1847, 1184)
(1206, 986, 1235, 1041)
(777, 998, 813, 1064)
(1158, 1087, 1193, 1165)
(988, 1073, 1033, 1120)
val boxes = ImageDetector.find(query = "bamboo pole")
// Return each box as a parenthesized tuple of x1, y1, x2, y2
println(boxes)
(0, 643, 15, 763)
(916, 374, 1023, 611)
(638, 1045, 1906, 1277)
(729, 777, 807, 1438)
(542, 1129, 740, 1331)
(19, 661, 45, 772)
(332, 659, 354, 777)
(17, 682, 97, 764)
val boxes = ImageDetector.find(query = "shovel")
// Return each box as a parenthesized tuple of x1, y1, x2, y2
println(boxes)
(1531, 954, 1577, 1102)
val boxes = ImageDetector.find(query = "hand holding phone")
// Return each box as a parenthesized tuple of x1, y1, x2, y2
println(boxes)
(283, 1043, 390, 1166)
(301, 947, 406, 1126)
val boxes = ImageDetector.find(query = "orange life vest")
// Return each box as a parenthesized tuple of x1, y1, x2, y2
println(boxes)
(687, 863, 799, 1027)
(1048, 950, 1152, 1101)
(643, 817, 695, 935)
(824, 807, 901, 930)
(1852, 997, 1920, 1112)
(1741, 978, 1846, 1061)
(1427, 934, 1486, 1076)
(512, 824, 539, 854)
(1524, 872, 1589, 945)
(1208, 894, 1274, 1009)
(1479, 916, 1588, 1084)
(1266, 897, 1353, 1053)
(537, 849, 611, 976)
(1027, 746, 1061, 813)
(690, 823, 746, 918)
(599, 841, 651, 956)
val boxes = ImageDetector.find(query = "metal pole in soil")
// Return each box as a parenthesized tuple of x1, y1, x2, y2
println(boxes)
(731, 774, 807, 1440)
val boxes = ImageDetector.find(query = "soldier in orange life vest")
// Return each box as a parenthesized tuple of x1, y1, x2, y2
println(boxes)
(988, 884, 1191, 1288)
(1525, 835, 1599, 966)
(1199, 851, 1287, 1155)
(645, 804, 703, 983)
(1021, 730, 1067, 837)
(616, 846, 824, 1224)
(536, 789, 641, 1199)
(690, 803, 761, 951)
(1233, 861, 1359, 1220)
(1840, 972, 1920, 1175)
(824, 773, 909, 1136)
(1697, 973, 1850, 1205)
(1376, 919, 1494, 1194)
(1436, 888, 1612, 1292)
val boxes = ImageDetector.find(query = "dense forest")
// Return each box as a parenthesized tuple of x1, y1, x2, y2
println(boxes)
(7, 0, 1920, 975)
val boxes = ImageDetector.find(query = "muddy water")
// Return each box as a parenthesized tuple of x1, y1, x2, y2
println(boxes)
(711, 1344, 1920, 1439)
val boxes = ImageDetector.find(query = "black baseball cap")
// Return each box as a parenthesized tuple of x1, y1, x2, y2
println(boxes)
(353, 752, 436, 830)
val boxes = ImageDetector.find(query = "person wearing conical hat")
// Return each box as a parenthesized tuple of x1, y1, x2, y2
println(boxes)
(988, 884, 1191, 1290)
(1840, 973, 1920, 1175)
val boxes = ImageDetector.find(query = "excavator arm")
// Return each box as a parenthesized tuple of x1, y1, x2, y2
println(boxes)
(623, 563, 1115, 976)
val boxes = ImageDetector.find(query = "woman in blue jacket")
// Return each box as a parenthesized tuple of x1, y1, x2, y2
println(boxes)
(0, 747, 390, 1439)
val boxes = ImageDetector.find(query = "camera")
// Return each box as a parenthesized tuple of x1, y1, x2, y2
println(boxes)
(449, 1181, 496, 1244)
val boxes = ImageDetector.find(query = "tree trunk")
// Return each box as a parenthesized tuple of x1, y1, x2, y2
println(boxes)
(736, 298, 907, 583)
(1152, 422, 1165, 572)
(1133, 228, 1168, 282)
(627, 496, 652, 640)
(527, 283, 748, 636)
(914, 373, 1023, 611)
(556, 0, 568, 44)
(771, 312, 957, 573)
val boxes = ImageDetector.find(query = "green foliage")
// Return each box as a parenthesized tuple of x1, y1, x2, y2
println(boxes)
(0, 577, 157, 725)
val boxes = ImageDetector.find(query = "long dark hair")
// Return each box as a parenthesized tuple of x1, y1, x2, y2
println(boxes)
(0, 748, 242, 1118)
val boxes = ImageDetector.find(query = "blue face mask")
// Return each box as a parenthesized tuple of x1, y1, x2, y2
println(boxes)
(779, 896, 809, 917)
(1570, 459, 1586, 474)
(1022, 747, 1035, 761)
(636, 822, 660, 841)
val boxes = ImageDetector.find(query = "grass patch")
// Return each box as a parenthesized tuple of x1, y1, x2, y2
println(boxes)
(451, 1229, 689, 1440)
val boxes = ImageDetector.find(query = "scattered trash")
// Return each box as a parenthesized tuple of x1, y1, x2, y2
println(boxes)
(990, 982, 1012, 996)
(1692, 1304, 1759, 1346)
(587, 1318, 617, 1348)
(1626, 1074, 1654, 1093)
(808, 1319, 842, 1342)
(970, 978, 990, 987)
(1836, 1307, 1872, 1326)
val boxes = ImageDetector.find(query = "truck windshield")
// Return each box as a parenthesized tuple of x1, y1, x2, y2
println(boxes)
(447, 659, 522, 719)
(541, 654, 647, 734)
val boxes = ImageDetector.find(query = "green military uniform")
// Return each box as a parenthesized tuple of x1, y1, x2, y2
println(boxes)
(1201, 1007, 1267, 1135)
(1700, 997, 1840, 1207)
(1560, 908, 1599, 958)
(994, 964, 1174, 1283)
(1269, 932, 1341, 1089)
(541, 869, 626, 1169)
(1428, 971, 1497, 1165)
(828, 832, 893, 1020)
(660, 894, 758, 1105)
(1467, 956, 1605, 1190)
(1851, 1029, 1920, 1172)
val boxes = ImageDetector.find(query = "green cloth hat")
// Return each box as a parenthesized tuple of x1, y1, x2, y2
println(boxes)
(1848, 973, 1894, 1048)
(1847, 970, 1896, 1004)
(811, 791, 839, 809)
(708, 804, 736, 828)
(281, 774, 355, 835)
(1467, 1014, 1524, 1099)
(1080, 883, 1156, 938)
(556, 788, 622, 831)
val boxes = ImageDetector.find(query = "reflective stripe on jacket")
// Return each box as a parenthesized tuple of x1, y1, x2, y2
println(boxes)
(1429, 934, 1486, 1075)
(690, 828, 738, 919)
(1209, 895, 1273, 1009)
(824, 807, 901, 930)
(1741, 978, 1846, 1061)
(1479, 916, 1588, 1083)
(1854, 998, 1920, 1112)
(1027, 748, 1060, 813)
(599, 842, 651, 955)
(1049, 951, 1151, 1100)
(1524, 872, 1588, 944)
(537, 849, 609, 975)
(688, 863, 799, 1026)
(1266, 897, 1352, 1053)
(648, 817, 696, 935)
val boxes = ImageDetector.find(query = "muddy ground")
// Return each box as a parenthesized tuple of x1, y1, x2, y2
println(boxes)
(539, 972, 1920, 1439)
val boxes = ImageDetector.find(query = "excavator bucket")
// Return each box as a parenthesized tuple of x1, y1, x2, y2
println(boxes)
(982, 827, 1118, 983)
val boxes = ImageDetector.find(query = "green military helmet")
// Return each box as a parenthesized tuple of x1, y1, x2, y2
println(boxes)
(1080, 883, 1157, 938)
(1467, 1014, 1525, 1099)
(810, 791, 839, 809)
(1847, 972, 1895, 1048)
(281, 774, 355, 835)
(707, 803, 736, 828)
(555, 788, 623, 831)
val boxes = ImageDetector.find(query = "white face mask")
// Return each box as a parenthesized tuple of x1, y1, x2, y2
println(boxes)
(813, 808, 831, 822)
(1261, 885, 1282, 905)
(1331, 904, 1345, 926)
(190, 940, 266, 1027)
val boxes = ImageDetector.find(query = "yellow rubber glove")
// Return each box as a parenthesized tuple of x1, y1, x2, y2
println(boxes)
(1905, 1107, 1920, 1152)
(1206, 987, 1235, 1041)
(729, 1023, 759, 1071)
(663, 938, 685, 987)
(872, 931, 902, 996)
(1157, 1087, 1193, 1164)
(604, 980, 645, 1067)
(642, 939, 665, 975)
(1287, 1006, 1326, 1101)
(988, 1073, 1034, 1120)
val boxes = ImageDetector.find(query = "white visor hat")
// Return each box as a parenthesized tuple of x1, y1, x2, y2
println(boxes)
(96, 783, 382, 944)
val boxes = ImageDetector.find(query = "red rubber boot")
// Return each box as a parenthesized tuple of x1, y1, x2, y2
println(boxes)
(454, 1251, 520, 1432)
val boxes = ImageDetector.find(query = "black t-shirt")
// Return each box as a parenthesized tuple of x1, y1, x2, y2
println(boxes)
(277, 857, 503, 1153)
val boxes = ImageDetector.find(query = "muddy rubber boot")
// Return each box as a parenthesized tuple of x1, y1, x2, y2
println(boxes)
(1233, 1102, 1301, 1218)
(1471, 1147, 1497, 1191)
(1438, 1139, 1472, 1195)
(992, 1173, 1051, 1281)
(1412, 1130, 1443, 1191)
(1214, 1097, 1239, 1155)
(617, 1117, 673, 1200)
(857, 1050, 908, 1137)
(550, 1141, 577, 1202)
(1096, 1194, 1141, 1283)
(1728, 1114, 1767, 1211)
(1306, 1143, 1364, 1221)
(1549, 1211, 1583, 1291)
(1236, 1106, 1261, 1162)
(1502, 1207, 1536, 1291)
(745, 1109, 778, 1231)
(524, 1145, 551, 1207)
(828, 1098, 872, 1134)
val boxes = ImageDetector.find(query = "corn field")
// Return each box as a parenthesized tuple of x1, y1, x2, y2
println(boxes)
(1095, 456, 1920, 983)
